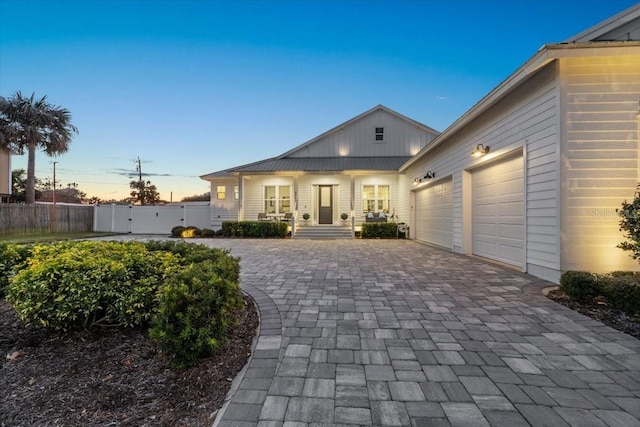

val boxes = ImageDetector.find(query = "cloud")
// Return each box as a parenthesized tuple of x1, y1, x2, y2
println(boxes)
(435, 96, 448, 101)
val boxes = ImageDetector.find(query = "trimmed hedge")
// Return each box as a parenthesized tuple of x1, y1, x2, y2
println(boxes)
(7, 241, 180, 330)
(559, 271, 601, 303)
(361, 223, 400, 239)
(221, 221, 288, 238)
(559, 270, 640, 317)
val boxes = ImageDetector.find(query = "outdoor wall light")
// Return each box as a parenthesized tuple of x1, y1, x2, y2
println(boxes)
(471, 144, 490, 157)
(424, 171, 435, 179)
(413, 177, 421, 185)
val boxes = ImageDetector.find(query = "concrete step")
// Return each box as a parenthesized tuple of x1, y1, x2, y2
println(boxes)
(294, 226, 353, 239)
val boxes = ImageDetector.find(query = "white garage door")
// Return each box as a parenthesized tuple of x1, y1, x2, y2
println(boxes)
(472, 153, 524, 267)
(415, 178, 453, 248)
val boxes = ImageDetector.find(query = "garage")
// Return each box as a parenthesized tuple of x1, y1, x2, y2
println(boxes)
(415, 178, 453, 248)
(472, 153, 525, 268)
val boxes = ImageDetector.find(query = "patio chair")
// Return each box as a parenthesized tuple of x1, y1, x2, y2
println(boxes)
(281, 212, 293, 223)
(258, 212, 270, 221)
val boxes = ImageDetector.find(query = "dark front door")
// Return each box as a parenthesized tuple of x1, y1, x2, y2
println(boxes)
(318, 185, 333, 224)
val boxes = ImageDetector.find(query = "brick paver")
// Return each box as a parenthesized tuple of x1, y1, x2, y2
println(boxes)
(105, 237, 640, 426)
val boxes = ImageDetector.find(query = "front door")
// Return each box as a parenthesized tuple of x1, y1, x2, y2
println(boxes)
(318, 185, 333, 224)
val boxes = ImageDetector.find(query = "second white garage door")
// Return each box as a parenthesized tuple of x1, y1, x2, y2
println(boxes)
(415, 178, 453, 248)
(472, 153, 525, 268)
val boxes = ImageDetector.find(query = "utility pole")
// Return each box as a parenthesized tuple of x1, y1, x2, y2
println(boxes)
(51, 161, 58, 233)
(135, 156, 142, 181)
(52, 161, 57, 205)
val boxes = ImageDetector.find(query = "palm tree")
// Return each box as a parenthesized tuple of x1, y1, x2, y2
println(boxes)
(0, 91, 78, 204)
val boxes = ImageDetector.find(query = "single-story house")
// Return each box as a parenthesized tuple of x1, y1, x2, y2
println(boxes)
(202, 4, 640, 283)
(201, 105, 440, 230)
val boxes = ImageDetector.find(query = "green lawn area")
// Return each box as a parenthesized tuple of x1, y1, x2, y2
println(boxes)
(0, 231, 122, 244)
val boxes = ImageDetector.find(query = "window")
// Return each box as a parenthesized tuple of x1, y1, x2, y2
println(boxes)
(264, 185, 291, 214)
(216, 185, 226, 200)
(375, 127, 384, 141)
(362, 184, 390, 213)
(234, 185, 239, 200)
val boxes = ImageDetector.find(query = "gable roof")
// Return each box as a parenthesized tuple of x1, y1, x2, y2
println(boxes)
(564, 3, 640, 42)
(278, 104, 439, 159)
(401, 6, 640, 172)
(201, 105, 437, 179)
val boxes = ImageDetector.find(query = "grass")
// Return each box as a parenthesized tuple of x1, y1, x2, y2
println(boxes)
(0, 231, 122, 244)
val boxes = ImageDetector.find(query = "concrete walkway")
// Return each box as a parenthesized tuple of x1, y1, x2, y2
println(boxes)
(104, 236, 640, 426)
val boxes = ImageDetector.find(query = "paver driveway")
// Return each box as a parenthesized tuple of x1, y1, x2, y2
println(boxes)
(111, 236, 640, 426)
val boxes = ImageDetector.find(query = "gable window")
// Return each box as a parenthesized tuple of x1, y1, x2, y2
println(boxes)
(216, 185, 226, 200)
(375, 127, 384, 141)
(362, 184, 390, 213)
(264, 185, 291, 214)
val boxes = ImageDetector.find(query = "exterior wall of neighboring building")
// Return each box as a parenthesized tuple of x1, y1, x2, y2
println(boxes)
(560, 54, 640, 273)
(0, 149, 10, 197)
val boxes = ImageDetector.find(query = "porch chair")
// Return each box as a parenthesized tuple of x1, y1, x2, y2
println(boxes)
(281, 212, 293, 223)
(258, 212, 270, 221)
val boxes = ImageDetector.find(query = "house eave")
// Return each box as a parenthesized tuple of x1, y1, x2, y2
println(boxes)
(400, 41, 640, 171)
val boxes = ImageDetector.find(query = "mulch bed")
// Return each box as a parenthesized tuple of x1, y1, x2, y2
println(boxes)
(546, 289, 640, 340)
(0, 294, 259, 427)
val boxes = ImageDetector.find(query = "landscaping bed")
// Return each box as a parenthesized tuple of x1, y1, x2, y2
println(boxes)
(0, 293, 258, 427)
(546, 289, 640, 340)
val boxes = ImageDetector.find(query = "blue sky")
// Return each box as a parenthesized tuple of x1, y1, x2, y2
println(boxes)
(1, 0, 637, 201)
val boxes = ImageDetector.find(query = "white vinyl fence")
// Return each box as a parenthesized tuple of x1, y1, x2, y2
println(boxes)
(94, 204, 211, 234)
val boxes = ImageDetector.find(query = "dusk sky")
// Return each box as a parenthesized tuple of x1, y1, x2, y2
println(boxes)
(1, 0, 637, 201)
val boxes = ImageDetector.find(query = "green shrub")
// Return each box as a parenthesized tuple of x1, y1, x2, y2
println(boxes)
(617, 183, 640, 262)
(361, 223, 400, 239)
(601, 274, 640, 317)
(0, 243, 31, 297)
(559, 271, 602, 303)
(7, 241, 179, 330)
(149, 260, 243, 368)
(221, 221, 288, 238)
(201, 228, 216, 238)
(171, 226, 185, 238)
(144, 240, 235, 271)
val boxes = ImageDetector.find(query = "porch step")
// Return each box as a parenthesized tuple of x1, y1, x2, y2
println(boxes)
(294, 226, 353, 240)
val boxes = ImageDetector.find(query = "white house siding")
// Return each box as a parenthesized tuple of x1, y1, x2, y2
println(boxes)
(288, 109, 436, 158)
(561, 55, 640, 273)
(210, 179, 240, 229)
(296, 174, 351, 225)
(403, 62, 559, 276)
(238, 175, 295, 223)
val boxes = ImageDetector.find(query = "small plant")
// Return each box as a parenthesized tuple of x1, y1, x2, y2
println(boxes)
(602, 274, 640, 317)
(200, 228, 216, 238)
(617, 183, 640, 262)
(149, 260, 243, 368)
(171, 226, 185, 238)
(340, 213, 349, 221)
(302, 213, 310, 222)
(559, 271, 602, 303)
(181, 226, 202, 238)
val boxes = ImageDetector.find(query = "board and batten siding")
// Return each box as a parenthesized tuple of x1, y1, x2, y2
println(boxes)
(288, 109, 436, 158)
(561, 55, 640, 273)
(403, 62, 560, 278)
